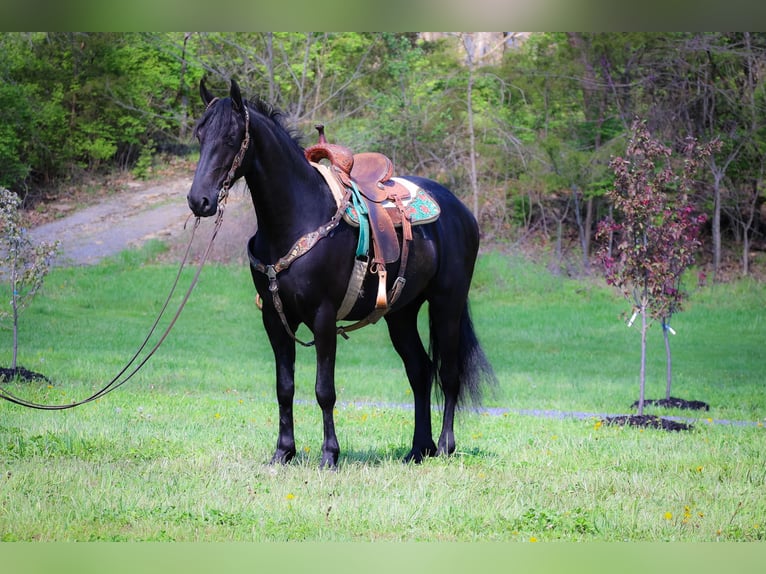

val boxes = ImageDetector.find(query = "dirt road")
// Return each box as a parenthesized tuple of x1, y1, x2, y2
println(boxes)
(29, 178, 256, 266)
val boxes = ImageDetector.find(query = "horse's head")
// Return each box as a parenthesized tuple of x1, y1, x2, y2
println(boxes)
(187, 79, 249, 217)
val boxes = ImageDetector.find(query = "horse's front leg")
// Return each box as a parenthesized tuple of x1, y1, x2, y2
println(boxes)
(313, 307, 340, 468)
(263, 307, 298, 464)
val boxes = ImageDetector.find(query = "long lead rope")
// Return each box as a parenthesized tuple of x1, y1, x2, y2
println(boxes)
(1, 96, 249, 411)
(0, 208, 225, 410)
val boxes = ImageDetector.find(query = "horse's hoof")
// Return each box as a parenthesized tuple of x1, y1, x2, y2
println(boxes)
(320, 451, 339, 469)
(436, 444, 456, 457)
(403, 451, 423, 464)
(437, 436, 456, 457)
(269, 449, 296, 465)
(403, 443, 437, 463)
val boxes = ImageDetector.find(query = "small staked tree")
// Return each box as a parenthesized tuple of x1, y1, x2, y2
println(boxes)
(596, 120, 712, 415)
(0, 188, 59, 373)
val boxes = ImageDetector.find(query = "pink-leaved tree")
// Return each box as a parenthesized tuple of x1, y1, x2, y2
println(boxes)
(596, 120, 715, 415)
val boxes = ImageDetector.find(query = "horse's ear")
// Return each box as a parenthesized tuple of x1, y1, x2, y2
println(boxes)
(200, 78, 215, 107)
(230, 79, 243, 113)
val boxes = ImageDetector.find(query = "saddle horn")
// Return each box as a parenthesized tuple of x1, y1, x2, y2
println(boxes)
(304, 125, 354, 178)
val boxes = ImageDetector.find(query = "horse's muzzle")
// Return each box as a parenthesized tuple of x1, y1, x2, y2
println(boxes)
(187, 192, 219, 218)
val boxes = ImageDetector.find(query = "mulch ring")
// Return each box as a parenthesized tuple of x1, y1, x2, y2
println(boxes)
(0, 366, 51, 384)
(631, 397, 710, 411)
(604, 397, 711, 431)
(604, 414, 693, 432)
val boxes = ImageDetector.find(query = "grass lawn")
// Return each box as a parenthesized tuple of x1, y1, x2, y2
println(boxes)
(0, 244, 764, 542)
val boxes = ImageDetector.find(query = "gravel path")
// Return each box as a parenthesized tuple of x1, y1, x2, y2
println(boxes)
(29, 178, 256, 266)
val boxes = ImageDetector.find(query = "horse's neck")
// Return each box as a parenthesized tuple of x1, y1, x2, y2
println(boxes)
(245, 158, 334, 254)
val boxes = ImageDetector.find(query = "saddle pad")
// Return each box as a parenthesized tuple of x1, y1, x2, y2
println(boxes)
(343, 177, 440, 228)
(311, 161, 440, 228)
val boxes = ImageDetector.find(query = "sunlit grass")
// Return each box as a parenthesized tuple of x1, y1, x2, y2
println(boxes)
(0, 245, 764, 540)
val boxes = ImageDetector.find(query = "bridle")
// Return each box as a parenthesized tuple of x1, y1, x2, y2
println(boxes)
(0, 100, 247, 411)
(210, 97, 250, 208)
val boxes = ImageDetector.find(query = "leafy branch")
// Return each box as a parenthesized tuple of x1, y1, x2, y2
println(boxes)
(0, 188, 59, 372)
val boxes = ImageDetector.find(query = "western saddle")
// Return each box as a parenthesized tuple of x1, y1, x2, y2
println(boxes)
(304, 125, 416, 325)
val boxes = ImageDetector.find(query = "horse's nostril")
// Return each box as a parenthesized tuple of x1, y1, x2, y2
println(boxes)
(188, 191, 217, 216)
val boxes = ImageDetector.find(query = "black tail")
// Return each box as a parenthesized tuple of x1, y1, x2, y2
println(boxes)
(429, 302, 498, 407)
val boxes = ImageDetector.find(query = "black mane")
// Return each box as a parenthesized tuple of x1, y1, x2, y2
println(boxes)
(193, 94, 304, 150)
(248, 96, 305, 149)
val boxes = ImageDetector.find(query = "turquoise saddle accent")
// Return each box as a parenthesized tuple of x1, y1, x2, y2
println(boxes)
(343, 178, 441, 228)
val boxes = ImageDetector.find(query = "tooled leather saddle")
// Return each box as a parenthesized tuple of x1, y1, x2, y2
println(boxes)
(304, 125, 439, 322)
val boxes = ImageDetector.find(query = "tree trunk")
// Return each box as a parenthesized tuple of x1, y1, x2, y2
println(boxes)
(739, 179, 760, 277)
(566, 33, 604, 272)
(466, 65, 479, 219)
(573, 188, 591, 271)
(637, 302, 647, 416)
(265, 32, 277, 104)
(459, 32, 509, 220)
(11, 259, 19, 371)
(583, 196, 594, 271)
(177, 33, 191, 141)
(711, 170, 723, 280)
(663, 318, 673, 401)
(606, 204, 614, 258)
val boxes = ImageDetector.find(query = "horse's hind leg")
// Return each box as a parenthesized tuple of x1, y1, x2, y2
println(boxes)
(429, 295, 465, 457)
(312, 310, 341, 468)
(385, 302, 437, 462)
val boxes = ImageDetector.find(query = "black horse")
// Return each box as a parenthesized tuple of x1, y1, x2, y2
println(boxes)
(188, 79, 496, 467)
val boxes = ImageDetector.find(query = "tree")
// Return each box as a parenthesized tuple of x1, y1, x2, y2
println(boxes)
(0, 188, 59, 372)
(457, 33, 509, 218)
(596, 120, 711, 415)
(644, 33, 766, 279)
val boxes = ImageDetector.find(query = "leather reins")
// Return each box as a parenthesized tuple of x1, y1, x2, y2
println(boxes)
(0, 98, 247, 411)
(0, 212, 223, 410)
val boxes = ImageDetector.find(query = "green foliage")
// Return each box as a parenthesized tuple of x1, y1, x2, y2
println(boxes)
(0, 83, 34, 187)
(2, 31, 766, 272)
(132, 140, 155, 180)
(0, 33, 189, 192)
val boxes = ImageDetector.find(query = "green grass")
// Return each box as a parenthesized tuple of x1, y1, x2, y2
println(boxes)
(1, 245, 764, 541)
